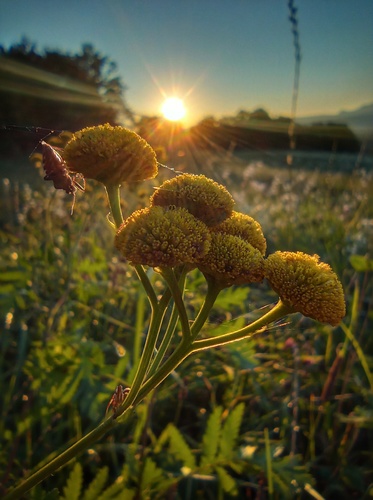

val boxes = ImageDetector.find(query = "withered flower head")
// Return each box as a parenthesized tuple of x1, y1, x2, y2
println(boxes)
(64, 124, 158, 185)
(198, 233, 265, 288)
(212, 211, 267, 255)
(264, 251, 346, 326)
(150, 173, 234, 226)
(115, 206, 211, 268)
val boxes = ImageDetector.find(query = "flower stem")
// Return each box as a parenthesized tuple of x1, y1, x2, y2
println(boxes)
(4, 415, 121, 500)
(105, 183, 123, 229)
(160, 267, 191, 339)
(134, 303, 292, 408)
(147, 302, 179, 378)
(120, 302, 166, 412)
(134, 264, 158, 311)
(191, 300, 292, 351)
(190, 278, 222, 338)
(133, 339, 194, 406)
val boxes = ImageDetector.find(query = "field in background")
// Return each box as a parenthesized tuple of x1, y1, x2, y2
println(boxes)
(1, 148, 372, 499)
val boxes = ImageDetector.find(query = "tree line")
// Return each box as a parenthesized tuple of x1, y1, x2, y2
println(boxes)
(0, 38, 134, 155)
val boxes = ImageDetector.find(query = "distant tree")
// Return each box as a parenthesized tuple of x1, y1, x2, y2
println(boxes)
(0, 38, 134, 154)
(249, 108, 270, 120)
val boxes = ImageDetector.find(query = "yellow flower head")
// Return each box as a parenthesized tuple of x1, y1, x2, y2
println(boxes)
(150, 173, 234, 226)
(64, 124, 158, 185)
(115, 206, 211, 268)
(212, 211, 267, 255)
(264, 251, 346, 326)
(198, 233, 265, 288)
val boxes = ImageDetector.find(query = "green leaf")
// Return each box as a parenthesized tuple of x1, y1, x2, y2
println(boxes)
(200, 406, 223, 467)
(57, 366, 84, 405)
(349, 255, 373, 272)
(98, 480, 134, 500)
(0, 270, 29, 282)
(164, 423, 196, 469)
(62, 462, 82, 500)
(215, 466, 238, 495)
(83, 466, 109, 500)
(219, 403, 245, 461)
(265, 454, 314, 497)
(214, 286, 250, 309)
(141, 457, 164, 490)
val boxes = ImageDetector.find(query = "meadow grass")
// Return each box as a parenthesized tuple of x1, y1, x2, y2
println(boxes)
(0, 152, 372, 499)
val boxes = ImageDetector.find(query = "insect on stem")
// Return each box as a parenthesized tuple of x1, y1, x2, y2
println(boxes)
(41, 141, 85, 214)
(106, 385, 130, 417)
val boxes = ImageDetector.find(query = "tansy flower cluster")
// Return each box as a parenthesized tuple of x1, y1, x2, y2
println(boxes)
(115, 173, 267, 289)
(264, 251, 346, 326)
(64, 123, 158, 185)
(116, 172, 345, 325)
(61, 124, 346, 327)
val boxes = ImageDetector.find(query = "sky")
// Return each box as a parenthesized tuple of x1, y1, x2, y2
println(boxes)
(0, 0, 372, 127)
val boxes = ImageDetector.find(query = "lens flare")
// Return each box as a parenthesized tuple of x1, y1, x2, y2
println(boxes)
(161, 97, 186, 121)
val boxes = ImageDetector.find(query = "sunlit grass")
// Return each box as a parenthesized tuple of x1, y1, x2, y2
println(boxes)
(0, 150, 372, 498)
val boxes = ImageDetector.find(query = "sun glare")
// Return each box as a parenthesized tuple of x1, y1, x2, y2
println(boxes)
(161, 97, 186, 122)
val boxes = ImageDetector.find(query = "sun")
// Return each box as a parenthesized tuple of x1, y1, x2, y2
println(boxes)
(161, 97, 186, 122)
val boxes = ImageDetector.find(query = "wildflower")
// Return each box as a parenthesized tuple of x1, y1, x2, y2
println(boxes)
(212, 211, 267, 255)
(115, 206, 211, 268)
(150, 174, 234, 226)
(264, 251, 346, 326)
(198, 233, 265, 288)
(64, 124, 158, 185)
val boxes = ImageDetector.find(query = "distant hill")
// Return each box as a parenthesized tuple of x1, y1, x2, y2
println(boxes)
(297, 103, 373, 144)
(189, 108, 362, 153)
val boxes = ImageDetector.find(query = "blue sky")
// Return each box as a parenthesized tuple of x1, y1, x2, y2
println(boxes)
(1, 0, 372, 126)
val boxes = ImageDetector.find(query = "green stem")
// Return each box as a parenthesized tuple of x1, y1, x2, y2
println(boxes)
(134, 264, 158, 311)
(121, 304, 166, 412)
(147, 302, 179, 378)
(133, 290, 146, 367)
(191, 300, 292, 351)
(190, 277, 222, 338)
(4, 415, 121, 500)
(105, 183, 123, 229)
(160, 267, 191, 339)
(133, 338, 193, 406)
(340, 321, 373, 391)
(147, 268, 188, 377)
(134, 301, 292, 408)
(264, 427, 274, 499)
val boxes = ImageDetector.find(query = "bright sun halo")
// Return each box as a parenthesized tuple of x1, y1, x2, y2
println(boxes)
(161, 97, 186, 122)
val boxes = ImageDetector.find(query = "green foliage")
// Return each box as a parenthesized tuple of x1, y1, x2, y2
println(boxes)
(1, 155, 372, 500)
(62, 462, 83, 500)
(219, 403, 245, 461)
(82, 466, 109, 500)
(158, 423, 196, 469)
(200, 406, 223, 466)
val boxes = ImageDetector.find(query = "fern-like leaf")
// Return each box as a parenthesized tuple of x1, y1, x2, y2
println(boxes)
(215, 466, 238, 495)
(165, 423, 196, 469)
(82, 466, 109, 500)
(200, 406, 223, 467)
(141, 457, 164, 491)
(62, 462, 82, 500)
(98, 479, 134, 500)
(219, 403, 245, 461)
